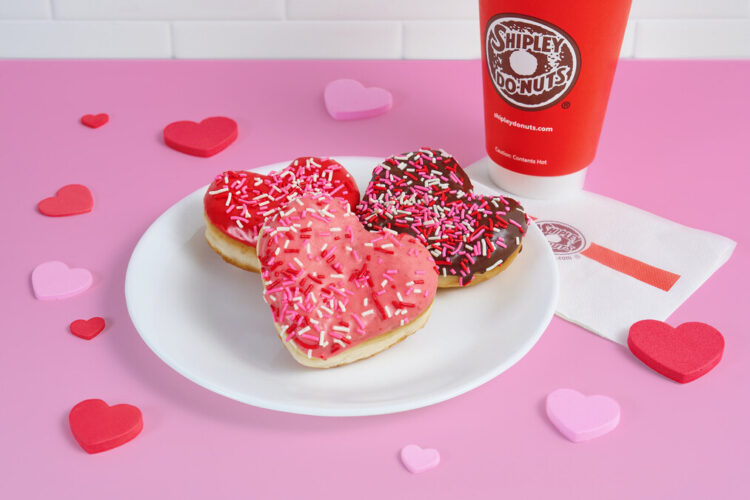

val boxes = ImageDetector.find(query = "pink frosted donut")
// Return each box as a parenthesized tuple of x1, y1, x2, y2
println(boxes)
(257, 192, 439, 368)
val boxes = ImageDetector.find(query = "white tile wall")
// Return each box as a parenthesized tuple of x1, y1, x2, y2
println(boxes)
(0, 0, 747, 59)
(173, 21, 401, 59)
(0, 21, 171, 58)
(53, 0, 284, 20)
(403, 21, 480, 59)
(287, 0, 478, 20)
(630, 0, 749, 18)
(0, 0, 50, 19)
(635, 20, 750, 58)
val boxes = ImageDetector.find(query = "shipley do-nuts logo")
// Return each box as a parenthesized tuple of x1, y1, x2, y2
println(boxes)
(485, 14, 580, 110)
(537, 221, 587, 256)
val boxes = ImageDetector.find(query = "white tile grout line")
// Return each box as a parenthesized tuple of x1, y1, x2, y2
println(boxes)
(48, 0, 55, 19)
(399, 21, 405, 59)
(628, 19, 639, 59)
(169, 22, 175, 59)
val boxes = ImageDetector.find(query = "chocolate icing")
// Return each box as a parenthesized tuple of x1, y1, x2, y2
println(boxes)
(355, 148, 528, 286)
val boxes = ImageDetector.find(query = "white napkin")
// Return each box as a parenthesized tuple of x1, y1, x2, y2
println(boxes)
(468, 160, 737, 345)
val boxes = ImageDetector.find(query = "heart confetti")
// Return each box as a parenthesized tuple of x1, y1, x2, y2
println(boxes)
(69, 317, 106, 340)
(324, 79, 392, 120)
(628, 320, 724, 383)
(31, 261, 93, 300)
(400, 444, 440, 474)
(163, 116, 237, 157)
(37, 184, 94, 217)
(69, 399, 143, 454)
(80, 113, 109, 128)
(546, 388, 620, 443)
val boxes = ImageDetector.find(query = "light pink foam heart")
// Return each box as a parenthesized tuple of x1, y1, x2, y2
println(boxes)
(31, 261, 93, 300)
(546, 388, 620, 443)
(324, 79, 392, 120)
(400, 444, 440, 473)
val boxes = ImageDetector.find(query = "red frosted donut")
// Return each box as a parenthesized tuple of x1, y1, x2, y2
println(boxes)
(204, 156, 359, 272)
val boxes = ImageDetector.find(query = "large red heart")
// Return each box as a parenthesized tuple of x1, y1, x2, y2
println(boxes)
(257, 192, 438, 367)
(37, 184, 93, 217)
(204, 157, 359, 247)
(163, 116, 237, 157)
(80, 113, 109, 128)
(68, 399, 143, 454)
(356, 148, 528, 286)
(628, 320, 724, 383)
(69, 317, 106, 340)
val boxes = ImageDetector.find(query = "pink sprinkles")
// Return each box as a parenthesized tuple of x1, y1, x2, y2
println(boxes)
(258, 193, 438, 361)
(205, 156, 358, 246)
(355, 147, 528, 286)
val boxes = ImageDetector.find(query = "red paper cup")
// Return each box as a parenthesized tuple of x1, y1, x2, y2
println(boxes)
(480, 0, 632, 198)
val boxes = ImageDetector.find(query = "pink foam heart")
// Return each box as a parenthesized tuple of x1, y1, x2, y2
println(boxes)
(31, 261, 93, 300)
(400, 444, 440, 474)
(546, 388, 620, 443)
(324, 79, 392, 120)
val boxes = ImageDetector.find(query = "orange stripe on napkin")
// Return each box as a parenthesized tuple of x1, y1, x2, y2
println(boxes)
(581, 243, 680, 292)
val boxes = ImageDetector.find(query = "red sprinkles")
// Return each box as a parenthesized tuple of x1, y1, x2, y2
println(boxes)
(204, 157, 359, 246)
(257, 193, 438, 361)
(355, 148, 528, 286)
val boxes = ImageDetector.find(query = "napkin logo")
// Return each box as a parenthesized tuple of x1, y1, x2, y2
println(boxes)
(485, 14, 580, 110)
(537, 221, 586, 255)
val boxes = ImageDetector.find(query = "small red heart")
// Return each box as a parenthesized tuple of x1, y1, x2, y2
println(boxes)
(81, 113, 109, 128)
(37, 184, 94, 217)
(69, 317, 106, 340)
(628, 320, 724, 383)
(69, 399, 143, 454)
(163, 116, 237, 157)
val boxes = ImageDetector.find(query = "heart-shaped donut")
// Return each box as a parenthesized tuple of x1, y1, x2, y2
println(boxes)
(204, 157, 359, 272)
(356, 148, 528, 287)
(257, 192, 438, 368)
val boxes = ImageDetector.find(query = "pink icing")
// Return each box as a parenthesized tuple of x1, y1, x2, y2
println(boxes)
(257, 192, 439, 361)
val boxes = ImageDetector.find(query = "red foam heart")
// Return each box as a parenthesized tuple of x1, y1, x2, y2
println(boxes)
(68, 399, 143, 454)
(628, 320, 724, 383)
(69, 317, 106, 340)
(163, 116, 237, 157)
(37, 184, 94, 217)
(204, 157, 360, 247)
(80, 113, 109, 128)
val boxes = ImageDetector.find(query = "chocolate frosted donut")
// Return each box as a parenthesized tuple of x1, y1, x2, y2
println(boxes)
(356, 148, 528, 287)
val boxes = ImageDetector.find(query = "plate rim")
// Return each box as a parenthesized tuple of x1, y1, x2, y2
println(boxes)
(125, 156, 559, 417)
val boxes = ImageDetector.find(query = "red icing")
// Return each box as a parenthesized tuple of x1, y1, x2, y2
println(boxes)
(204, 157, 360, 247)
(257, 193, 438, 361)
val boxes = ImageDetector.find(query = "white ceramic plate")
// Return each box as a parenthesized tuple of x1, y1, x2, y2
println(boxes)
(125, 157, 558, 416)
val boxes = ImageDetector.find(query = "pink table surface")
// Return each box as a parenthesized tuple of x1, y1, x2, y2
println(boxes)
(1, 59, 748, 499)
